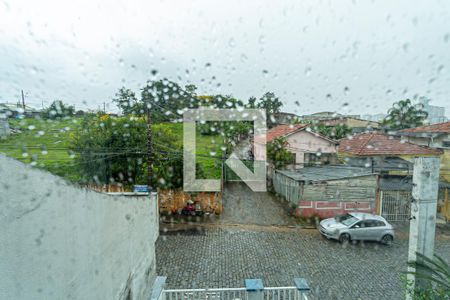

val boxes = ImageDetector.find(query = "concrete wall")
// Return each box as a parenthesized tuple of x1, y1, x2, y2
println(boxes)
(0, 155, 159, 300)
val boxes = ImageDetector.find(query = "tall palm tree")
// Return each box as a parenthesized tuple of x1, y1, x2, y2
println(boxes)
(382, 99, 428, 130)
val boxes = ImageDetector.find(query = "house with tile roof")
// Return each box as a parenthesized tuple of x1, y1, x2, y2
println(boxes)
(254, 124, 338, 166)
(396, 121, 450, 182)
(338, 132, 446, 221)
(338, 132, 442, 175)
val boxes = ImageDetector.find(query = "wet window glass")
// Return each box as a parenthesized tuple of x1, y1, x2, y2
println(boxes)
(1, 1, 450, 300)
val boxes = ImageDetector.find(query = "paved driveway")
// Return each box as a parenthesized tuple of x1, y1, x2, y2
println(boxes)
(220, 182, 295, 226)
(156, 224, 450, 300)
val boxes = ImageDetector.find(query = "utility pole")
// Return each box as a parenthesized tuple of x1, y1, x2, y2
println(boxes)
(103, 102, 106, 113)
(406, 156, 440, 300)
(21, 90, 25, 110)
(146, 103, 153, 192)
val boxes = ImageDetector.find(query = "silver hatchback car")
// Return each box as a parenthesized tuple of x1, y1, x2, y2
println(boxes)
(319, 212, 395, 245)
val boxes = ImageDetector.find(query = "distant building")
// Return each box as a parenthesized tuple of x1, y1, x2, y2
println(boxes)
(361, 113, 387, 122)
(315, 116, 380, 133)
(419, 97, 447, 124)
(0, 102, 41, 118)
(300, 111, 360, 121)
(273, 112, 300, 125)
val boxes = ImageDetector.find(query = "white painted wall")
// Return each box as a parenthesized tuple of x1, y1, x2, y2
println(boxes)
(0, 155, 159, 300)
(286, 130, 337, 164)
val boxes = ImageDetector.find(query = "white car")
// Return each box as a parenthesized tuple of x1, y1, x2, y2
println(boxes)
(319, 212, 395, 245)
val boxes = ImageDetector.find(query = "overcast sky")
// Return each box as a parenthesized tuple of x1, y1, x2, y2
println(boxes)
(0, 0, 449, 116)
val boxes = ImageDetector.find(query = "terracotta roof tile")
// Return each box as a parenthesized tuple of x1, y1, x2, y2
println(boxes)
(338, 132, 442, 156)
(399, 121, 450, 133)
(265, 124, 307, 142)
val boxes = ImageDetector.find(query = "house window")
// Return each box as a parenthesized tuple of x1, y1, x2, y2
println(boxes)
(289, 152, 296, 164)
(304, 153, 335, 165)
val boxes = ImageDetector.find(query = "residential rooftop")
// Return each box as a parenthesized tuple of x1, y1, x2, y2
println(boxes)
(265, 124, 306, 142)
(398, 121, 450, 134)
(338, 132, 442, 156)
(259, 123, 337, 144)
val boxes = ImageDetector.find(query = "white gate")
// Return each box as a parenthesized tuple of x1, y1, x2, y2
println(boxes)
(380, 191, 411, 221)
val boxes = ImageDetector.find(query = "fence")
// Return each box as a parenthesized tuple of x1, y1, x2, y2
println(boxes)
(379, 190, 411, 222)
(151, 277, 311, 300)
(82, 183, 126, 193)
(158, 190, 223, 214)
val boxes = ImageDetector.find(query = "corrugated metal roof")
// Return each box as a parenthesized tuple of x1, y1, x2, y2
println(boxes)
(345, 156, 413, 172)
(276, 166, 375, 182)
(379, 176, 450, 191)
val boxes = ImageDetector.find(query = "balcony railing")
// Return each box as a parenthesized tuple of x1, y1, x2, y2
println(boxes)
(150, 277, 311, 300)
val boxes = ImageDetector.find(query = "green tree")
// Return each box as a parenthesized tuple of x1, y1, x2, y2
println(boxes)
(257, 92, 283, 128)
(267, 137, 294, 169)
(311, 123, 351, 140)
(113, 80, 199, 122)
(41, 100, 75, 119)
(196, 94, 249, 151)
(71, 114, 188, 189)
(112, 87, 139, 115)
(246, 96, 257, 109)
(382, 99, 428, 130)
(185, 84, 197, 96)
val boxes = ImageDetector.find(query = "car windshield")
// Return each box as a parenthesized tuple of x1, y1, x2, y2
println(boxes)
(336, 214, 359, 226)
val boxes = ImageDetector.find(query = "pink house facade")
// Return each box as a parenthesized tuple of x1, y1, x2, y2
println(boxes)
(254, 124, 338, 166)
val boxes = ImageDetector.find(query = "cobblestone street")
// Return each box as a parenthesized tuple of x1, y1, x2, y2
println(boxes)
(156, 224, 450, 300)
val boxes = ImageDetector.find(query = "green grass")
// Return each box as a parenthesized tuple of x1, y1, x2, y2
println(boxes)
(152, 122, 225, 179)
(0, 117, 82, 181)
(0, 118, 225, 181)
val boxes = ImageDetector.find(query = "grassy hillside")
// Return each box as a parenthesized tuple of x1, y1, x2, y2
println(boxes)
(0, 117, 225, 182)
(0, 118, 82, 181)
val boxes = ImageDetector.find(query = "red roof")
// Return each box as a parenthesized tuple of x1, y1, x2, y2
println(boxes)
(399, 121, 450, 134)
(338, 133, 442, 156)
(265, 124, 307, 142)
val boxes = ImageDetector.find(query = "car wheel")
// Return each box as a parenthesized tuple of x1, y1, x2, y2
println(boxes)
(381, 234, 393, 246)
(339, 233, 351, 244)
